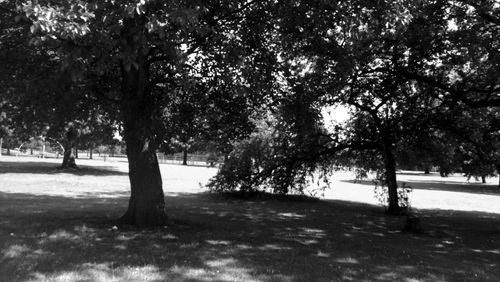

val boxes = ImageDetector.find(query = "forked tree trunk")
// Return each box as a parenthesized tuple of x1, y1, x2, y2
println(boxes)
(118, 16, 168, 227)
(61, 144, 77, 168)
(61, 127, 78, 169)
(383, 141, 400, 215)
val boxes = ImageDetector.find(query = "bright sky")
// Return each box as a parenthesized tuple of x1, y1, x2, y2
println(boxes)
(322, 105, 351, 129)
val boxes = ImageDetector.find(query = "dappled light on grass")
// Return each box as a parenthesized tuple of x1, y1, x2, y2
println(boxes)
(1, 191, 500, 281)
(27, 264, 164, 282)
(334, 257, 359, 264)
(276, 212, 306, 219)
(3, 244, 36, 259)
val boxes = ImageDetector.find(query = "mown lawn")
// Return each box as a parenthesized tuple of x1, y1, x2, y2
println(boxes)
(0, 156, 499, 281)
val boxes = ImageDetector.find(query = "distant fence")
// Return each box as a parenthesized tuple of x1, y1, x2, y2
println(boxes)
(2, 148, 221, 167)
(156, 152, 220, 166)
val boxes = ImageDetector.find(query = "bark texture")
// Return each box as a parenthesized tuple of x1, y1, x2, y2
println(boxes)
(120, 143, 167, 226)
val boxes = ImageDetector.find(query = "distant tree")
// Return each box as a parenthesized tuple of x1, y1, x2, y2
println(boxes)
(0, 0, 118, 168)
(78, 112, 116, 160)
(437, 106, 500, 184)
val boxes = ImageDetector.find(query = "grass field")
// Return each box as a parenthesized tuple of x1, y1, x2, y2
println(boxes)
(1, 156, 499, 281)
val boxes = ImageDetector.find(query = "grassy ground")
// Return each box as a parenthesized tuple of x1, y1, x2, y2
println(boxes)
(1, 156, 499, 282)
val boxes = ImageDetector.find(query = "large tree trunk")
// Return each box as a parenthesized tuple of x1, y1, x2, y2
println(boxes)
(120, 136, 167, 227)
(383, 141, 400, 215)
(481, 175, 486, 184)
(120, 114, 168, 227)
(61, 127, 78, 169)
(118, 17, 168, 227)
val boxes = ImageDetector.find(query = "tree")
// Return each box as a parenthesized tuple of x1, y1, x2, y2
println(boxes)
(19, 0, 278, 226)
(276, 0, 450, 213)
(209, 86, 331, 195)
(435, 106, 500, 184)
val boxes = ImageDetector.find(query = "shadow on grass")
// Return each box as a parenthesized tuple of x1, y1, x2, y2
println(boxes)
(1, 191, 500, 281)
(0, 160, 128, 176)
(342, 179, 500, 196)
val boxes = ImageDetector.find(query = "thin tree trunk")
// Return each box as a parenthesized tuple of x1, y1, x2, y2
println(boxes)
(182, 147, 188, 166)
(497, 165, 500, 189)
(118, 16, 168, 227)
(75, 147, 79, 159)
(89, 145, 93, 159)
(383, 140, 400, 215)
(0, 137, 3, 156)
(481, 175, 486, 184)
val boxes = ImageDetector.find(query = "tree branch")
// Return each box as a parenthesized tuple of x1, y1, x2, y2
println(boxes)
(395, 69, 500, 108)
